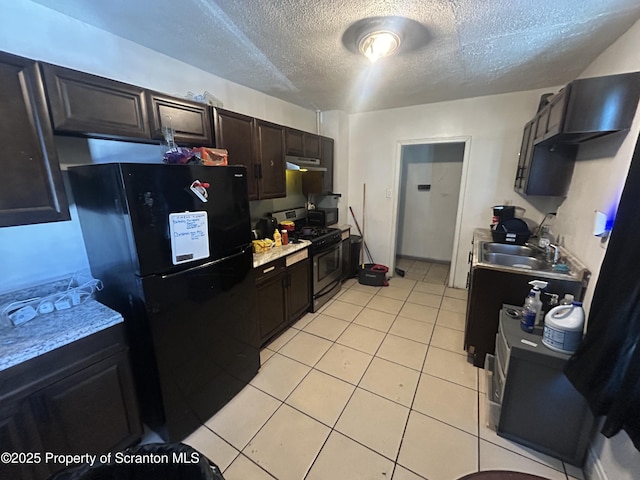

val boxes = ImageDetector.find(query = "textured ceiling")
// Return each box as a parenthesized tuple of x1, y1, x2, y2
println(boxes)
(31, 0, 640, 113)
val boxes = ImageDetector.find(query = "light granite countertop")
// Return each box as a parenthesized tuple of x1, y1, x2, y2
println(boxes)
(0, 280, 123, 372)
(332, 223, 352, 233)
(253, 240, 311, 268)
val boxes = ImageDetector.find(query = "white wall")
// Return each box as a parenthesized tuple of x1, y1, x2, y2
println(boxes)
(0, 0, 317, 293)
(552, 18, 640, 480)
(320, 110, 351, 225)
(348, 90, 560, 288)
(396, 143, 464, 262)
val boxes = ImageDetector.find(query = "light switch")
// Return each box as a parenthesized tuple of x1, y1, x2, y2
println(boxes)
(386, 188, 392, 198)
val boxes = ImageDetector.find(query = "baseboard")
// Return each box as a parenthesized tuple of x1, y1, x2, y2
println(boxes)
(584, 443, 608, 480)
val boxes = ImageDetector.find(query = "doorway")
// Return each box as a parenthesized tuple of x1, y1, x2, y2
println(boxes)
(393, 142, 465, 283)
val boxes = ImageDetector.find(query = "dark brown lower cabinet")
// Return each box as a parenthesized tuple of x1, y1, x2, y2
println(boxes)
(0, 324, 142, 480)
(256, 250, 310, 346)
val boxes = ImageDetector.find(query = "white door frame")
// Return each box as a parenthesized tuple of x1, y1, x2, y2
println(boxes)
(388, 136, 472, 287)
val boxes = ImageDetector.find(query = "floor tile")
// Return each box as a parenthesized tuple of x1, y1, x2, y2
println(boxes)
(342, 278, 358, 289)
(423, 347, 478, 389)
(359, 357, 420, 407)
(223, 454, 276, 480)
(436, 309, 466, 331)
(336, 323, 386, 354)
(249, 353, 311, 400)
(335, 388, 410, 460)
(286, 369, 355, 427)
(412, 373, 478, 435)
(243, 404, 330, 480)
(413, 282, 446, 295)
(291, 312, 316, 330)
(479, 440, 568, 480)
(265, 327, 298, 351)
(278, 330, 333, 367)
(407, 291, 443, 308)
(403, 271, 425, 281)
(377, 334, 429, 371)
(205, 384, 281, 450)
(387, 277, 417, 290)
(367, 295, 405, 315)
(314, 343, 373, 385)
(445, 286, 468, 300)
(302, 314, 350, 341)
(306, 431, 395, 480)
(408, 261, 432, 273)
(183, 425, 239, 471)
(351, 283, 381, 294)
(430, 325, 465, 353)
(353, 307, 397, 332)
(323, 300, 364, 321)
(398, 410, 477, 480)
(424, 271, 448, 285)
(378, 285, 411, 301)
(388, 316, 434, 344)
(440, 296, 467, 314)
(392, 465, 427, 480)
(338, 288, 375, 306)
(259, 347, 275, 365)
(398, 302, 439, 323)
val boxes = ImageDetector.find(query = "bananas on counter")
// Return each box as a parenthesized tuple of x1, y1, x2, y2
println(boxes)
(252, 239, 274, 253)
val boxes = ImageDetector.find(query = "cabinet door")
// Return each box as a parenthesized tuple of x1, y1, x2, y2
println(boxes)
(256, 271, 287, 344)
(33, 351, 141, 456)
(147, 92, 213, 146)
(41, 63, 149, 140)
(0, 52, 70, 227)
(286, 258, 311, 323)
(545, 88, 568, 139)
(320, 136, 334, 193)
(0, 401, 48, 480)
(255, 119, 286, 199)
(213, 108, 258, 200)
(285, 128, 304, 156)
(514, 121, 533, 193)
(304, 133, 321, 158)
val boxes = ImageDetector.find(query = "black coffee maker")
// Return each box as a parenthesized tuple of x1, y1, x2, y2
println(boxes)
(255, 215, 278, 239)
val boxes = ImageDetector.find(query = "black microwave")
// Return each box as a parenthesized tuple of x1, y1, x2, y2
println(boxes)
(308, 208, 338, 227)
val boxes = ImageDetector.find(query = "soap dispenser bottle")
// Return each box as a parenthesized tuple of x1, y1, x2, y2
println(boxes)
(521, 280, 548, 333)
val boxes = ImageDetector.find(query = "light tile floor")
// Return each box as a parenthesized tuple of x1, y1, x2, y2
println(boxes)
(184, 259, 585, 480)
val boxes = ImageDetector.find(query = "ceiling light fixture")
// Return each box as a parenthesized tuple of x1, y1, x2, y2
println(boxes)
(358, 30, 401, 63)
(343, 16, 430, 64)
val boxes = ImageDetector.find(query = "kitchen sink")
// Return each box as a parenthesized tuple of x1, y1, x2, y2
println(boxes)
(482, 252, 546, 270)
(482, 242, 537, 257)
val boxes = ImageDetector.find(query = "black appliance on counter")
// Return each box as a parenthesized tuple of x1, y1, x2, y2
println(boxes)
(308, 207, 338, 227)
(69, 163, 260, 442)
(272, 208, 342, 312)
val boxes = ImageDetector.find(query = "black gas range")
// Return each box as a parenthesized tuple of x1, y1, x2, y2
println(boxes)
(272, 208, 343, 312)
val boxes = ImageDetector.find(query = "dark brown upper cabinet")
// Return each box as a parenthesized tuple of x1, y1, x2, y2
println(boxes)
(320, 135, 334, 193)
(213, 108, 285, 200)
(285, 128, 320, 158)
(213, 108, 258, 200)
(255, 119, 286, 199)
(41, 63, 150, 141)
(0, 51, 70, 227)
(147, 91, 213, 147)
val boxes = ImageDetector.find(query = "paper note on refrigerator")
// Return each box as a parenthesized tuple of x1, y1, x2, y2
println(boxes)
(169, 211, 210, 265)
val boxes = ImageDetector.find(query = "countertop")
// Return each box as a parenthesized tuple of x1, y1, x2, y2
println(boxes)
(0, 298, 123, 373)
(253, 239, 311, 268)
(472, 228, 590, 282)
(332, 223, 352, 233)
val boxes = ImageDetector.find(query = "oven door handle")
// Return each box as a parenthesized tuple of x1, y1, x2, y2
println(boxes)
(314, 277, 342, 299)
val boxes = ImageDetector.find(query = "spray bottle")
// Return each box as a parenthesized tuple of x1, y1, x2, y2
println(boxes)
(521, 280, 548, 333)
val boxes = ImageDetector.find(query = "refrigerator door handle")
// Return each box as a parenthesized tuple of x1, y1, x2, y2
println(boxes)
(159, 245, 252, 279)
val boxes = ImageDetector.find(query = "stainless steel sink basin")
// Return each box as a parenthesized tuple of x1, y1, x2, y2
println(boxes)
(482, 252, 546, 270)
(482, 242, 537, 257)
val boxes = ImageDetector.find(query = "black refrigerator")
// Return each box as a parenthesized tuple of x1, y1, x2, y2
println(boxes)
(69, 163, 260, 442)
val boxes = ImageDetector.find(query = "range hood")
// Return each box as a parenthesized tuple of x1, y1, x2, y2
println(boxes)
(285, 155, 326, 172)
